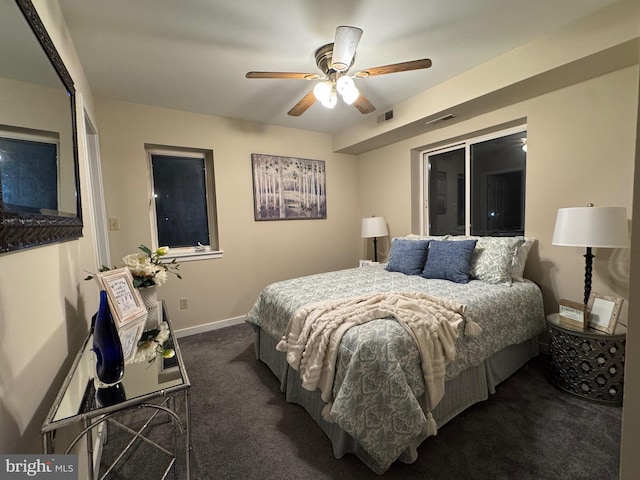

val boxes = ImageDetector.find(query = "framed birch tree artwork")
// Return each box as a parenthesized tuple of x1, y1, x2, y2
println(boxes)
(251, 154, 327, 220)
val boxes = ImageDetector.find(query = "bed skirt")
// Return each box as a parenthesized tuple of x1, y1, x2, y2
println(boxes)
(252, 326, 539, 474)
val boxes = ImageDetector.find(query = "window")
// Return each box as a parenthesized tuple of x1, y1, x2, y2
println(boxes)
(0, 131, 59, 214)
(424, 128, 527, 236)
(147, 145, 220, 260)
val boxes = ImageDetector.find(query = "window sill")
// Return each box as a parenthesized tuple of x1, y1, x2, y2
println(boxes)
(164, 249, 223, 262)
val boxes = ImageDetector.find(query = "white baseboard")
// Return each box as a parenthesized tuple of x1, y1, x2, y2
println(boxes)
(174, 315, 246, 338)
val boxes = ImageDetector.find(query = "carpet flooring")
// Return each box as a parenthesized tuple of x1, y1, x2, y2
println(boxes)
(99, 323, 622, 479)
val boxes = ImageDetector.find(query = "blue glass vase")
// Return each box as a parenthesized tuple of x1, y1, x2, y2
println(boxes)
(93, 290, 124, 386)
(95, 382, 127, 408)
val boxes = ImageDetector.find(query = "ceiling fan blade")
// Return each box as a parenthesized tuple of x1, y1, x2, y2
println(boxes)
(246, 71, 320, 80)
(352, 93, 375, 114)
(288, 90, 317, 116)
(331, 26, 363, 72)
(355, 58, 432, 78)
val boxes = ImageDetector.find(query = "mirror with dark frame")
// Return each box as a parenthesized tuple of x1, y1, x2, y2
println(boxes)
(0, 0, 82, 253)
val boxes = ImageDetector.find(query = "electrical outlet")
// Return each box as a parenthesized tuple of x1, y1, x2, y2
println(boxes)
(109, 218, 120, 230)
(179, 298, 189, 309)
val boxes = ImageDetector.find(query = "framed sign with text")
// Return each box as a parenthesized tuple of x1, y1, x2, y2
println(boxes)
(558, 299, 588, 331)
(96, 268, 147, 328)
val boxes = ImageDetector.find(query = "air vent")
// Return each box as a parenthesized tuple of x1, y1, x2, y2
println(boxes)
(377, 109, 394, 124)
(425, 113, 456, 126)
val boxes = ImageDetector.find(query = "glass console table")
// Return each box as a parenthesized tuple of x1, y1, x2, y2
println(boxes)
(41, 302, 191, 479)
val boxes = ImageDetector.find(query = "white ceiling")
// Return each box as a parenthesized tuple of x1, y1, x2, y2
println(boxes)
(57, 0, 619, 135)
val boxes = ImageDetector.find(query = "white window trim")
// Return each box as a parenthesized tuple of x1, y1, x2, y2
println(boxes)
(162, 248, 224, 263)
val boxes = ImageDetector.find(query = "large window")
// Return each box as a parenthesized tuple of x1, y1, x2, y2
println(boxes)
(424, 128, 527, 236)
(147, 146, 220, 259)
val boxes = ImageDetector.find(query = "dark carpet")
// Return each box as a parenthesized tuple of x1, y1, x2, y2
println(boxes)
(99, 323, 622, 479)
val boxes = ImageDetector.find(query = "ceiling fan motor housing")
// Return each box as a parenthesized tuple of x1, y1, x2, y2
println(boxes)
(314, 43, 354, 75)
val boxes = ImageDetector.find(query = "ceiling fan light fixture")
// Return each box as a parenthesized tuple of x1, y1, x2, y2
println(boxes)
(313, 81, 332, 103)
(341, 85, 360, 105)
(321, 90, 338, 109)
(336, 75, 359, 105)
(336, 75, 354, 95)
(246, 25, 433, 117)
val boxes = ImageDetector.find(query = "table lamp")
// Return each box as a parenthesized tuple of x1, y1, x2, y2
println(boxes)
(552, 204, 629, 304)
(361, 216, 388, 262)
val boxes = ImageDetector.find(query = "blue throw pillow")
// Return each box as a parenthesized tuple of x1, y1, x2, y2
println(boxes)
(421, 239, 478, 283)
(386, 239, 430, 275)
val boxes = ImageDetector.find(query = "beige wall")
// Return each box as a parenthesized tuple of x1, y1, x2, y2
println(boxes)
(357, 68, 640, 478)
(2, 2, 639, 478)
(620, 63, 640, 479)
(94, 100, 361, 331)
(0, 0, 100, 454)
(358, 66, 638, 317)
(355, 65, 639, 479)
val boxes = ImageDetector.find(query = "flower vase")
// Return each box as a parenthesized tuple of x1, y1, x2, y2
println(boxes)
(93, 290, 124, 386)
(138, 285, 159, 330)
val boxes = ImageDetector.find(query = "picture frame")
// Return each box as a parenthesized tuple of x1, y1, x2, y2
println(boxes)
(558, 299, 588, 331)
(587, 293, 624, 334)
(359, 260, 379, 267)
(96, 268, 147, 328)
(118, 317, 146, 363)
(251, 154, 327, 221)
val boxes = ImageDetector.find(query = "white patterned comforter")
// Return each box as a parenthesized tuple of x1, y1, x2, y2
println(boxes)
(245, 265, 545, 470)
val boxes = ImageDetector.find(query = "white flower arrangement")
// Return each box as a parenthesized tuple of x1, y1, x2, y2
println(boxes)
(122, 245, 180, 288)
(132, 322, 176, 364)
(86, 245, 181, 288)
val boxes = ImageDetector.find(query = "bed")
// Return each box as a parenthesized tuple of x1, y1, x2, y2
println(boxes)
(245, 235, 545, 474)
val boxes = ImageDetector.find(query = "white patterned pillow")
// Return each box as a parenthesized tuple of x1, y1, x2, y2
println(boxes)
(511, 237, 536, 282)
(469, 237, 524, 285)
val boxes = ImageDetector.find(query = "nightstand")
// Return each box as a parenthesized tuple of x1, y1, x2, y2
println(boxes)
(546, 313, 625, 406)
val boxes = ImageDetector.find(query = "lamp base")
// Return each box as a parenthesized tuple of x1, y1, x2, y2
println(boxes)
(583, 246, 593, 305)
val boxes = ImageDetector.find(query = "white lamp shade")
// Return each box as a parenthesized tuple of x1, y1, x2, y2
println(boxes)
(552, 206, 629, 248)
(361, 216, 388, 238)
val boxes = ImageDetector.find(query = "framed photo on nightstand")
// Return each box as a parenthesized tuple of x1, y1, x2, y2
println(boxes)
(587, 293, 624, 334)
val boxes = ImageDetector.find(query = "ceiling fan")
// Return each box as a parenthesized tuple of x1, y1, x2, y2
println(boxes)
(245, 26, 432, 117)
